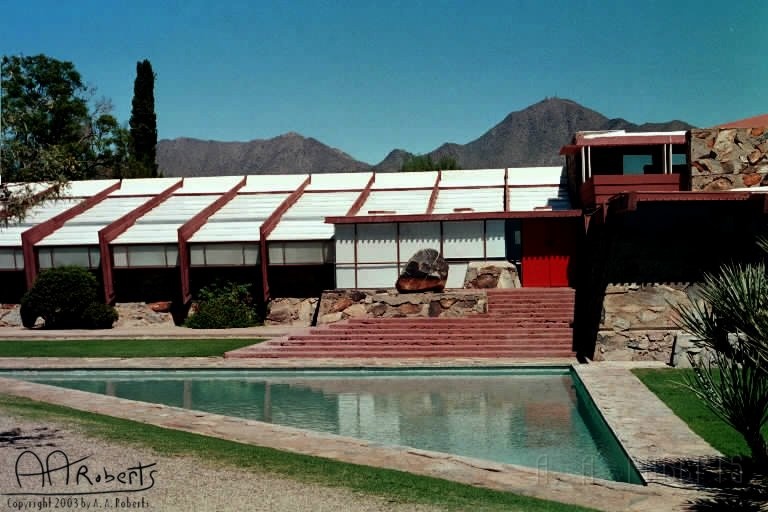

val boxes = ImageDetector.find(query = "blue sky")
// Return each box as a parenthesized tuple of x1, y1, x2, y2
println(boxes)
(2, 1, 765, 164)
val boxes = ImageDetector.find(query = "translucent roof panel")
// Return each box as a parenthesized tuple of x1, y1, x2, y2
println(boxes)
(357, 190, 430, 215)
(0, 199, 80, 247)
(110, 177, 181, 196)
(172, 176, 242, 195)
(112, 195, 221, 244)
(506, 166, 564, 186)
(241, 174, 308, 193)
(306, 172, 372, 191)
(37, 197, 149, 246)
(190, 193, 291, 243)
(432, 188, 504, 214)
(508, 186, 571, 211)
(65, 179, 120, 197)
(371, 171, 437, 189)
(439, 169, 505, 188)
(269, 191, 360, 240)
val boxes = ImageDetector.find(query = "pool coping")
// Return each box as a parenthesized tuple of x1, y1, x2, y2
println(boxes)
(0, 358, 714, 511)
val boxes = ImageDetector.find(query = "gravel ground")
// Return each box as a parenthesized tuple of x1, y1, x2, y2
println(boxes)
(0, 414, 441, 512)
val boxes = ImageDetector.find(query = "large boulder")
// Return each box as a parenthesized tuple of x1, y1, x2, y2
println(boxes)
(396, 249, 448, 293)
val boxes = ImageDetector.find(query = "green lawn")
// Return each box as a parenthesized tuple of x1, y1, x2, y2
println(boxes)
(632, 368, 767, 457)
(0, 338, 262, 357)
(0, 394, 596, 512)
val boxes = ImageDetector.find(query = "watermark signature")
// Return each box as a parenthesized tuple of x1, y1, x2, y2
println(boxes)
(2, 448, 156, 509)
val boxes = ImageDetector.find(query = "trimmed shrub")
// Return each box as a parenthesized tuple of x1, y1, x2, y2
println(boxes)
(20, 266, 118, 329)
(81, 302, 119, 329)
(185, 281, 260, 329)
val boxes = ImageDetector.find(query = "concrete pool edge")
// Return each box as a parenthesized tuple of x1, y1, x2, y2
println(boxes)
(0, 360, 711, 511)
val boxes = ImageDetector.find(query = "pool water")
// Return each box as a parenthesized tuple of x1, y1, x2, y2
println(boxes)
(6, 367, 643, 484)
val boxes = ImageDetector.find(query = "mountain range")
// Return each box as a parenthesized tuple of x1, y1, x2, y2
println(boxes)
(156, 98, 694, 177)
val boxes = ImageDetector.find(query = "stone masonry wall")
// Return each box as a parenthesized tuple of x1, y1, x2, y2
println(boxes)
(265, 298, 319, 326)
(594, 284, 693, 362)
(316, 289, 487, 325)
(690, 127, 768, 191)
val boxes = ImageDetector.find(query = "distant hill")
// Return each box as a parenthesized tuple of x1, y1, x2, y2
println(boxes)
(157, 98, 694, 176)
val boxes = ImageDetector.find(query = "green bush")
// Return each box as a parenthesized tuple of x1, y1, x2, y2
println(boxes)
(81, 302, 119, 329)
(20, 266, 118, 329)
(184, 281, 260, 329)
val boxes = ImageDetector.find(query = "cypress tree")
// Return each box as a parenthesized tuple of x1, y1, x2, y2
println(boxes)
(129, 59, 158, 177)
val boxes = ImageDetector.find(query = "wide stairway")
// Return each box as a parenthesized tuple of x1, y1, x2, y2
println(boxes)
(226, 288, 576, 359)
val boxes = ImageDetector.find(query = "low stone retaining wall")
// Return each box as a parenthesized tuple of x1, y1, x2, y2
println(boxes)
(264, 297, 319, 326)
(594, 283, 693, 362)
(316, 289, 487, 325)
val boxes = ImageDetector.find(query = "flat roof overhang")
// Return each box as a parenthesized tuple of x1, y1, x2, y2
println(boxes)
(326, 209, 582, 224)
(559, 134, 687, 155)
(607, 190, 766, 215)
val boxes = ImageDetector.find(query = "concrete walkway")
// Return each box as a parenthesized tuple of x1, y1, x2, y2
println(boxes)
(0, 325, 305, 339)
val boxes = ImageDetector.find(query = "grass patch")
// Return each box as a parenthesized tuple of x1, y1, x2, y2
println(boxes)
(0, 339, 263, 357)
(0, 393, 596, 512)
(632, 368, 768, 457)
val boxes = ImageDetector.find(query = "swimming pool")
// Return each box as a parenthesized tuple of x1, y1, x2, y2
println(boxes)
(4, 367, 643, 484)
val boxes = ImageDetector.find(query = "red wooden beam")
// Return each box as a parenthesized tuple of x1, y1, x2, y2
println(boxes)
(425, 169, 442, 214)
(258, 176, 311, 302)
(344, 173, 376, 217)
(98, 179, 184, 304)
(177, 177, 247, 303)
(21, 181, 121, 288)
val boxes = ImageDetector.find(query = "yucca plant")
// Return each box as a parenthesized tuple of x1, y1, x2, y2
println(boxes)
(674, 245, 768, 465)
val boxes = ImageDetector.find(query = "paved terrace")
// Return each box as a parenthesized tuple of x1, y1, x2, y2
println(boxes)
(0, 328, 720, 511)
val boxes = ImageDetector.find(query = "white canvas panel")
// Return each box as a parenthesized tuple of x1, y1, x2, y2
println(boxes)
(359, 190, 430, 215)
(508, 186, 571, 211)
(306, 172, 372, 191)
(112, 247, 128, 267)
(242, 174, 308, 193)
(357, 264, 398, 289)
(0, 199, 80, 247)
(38, 197, 148, 246)
(334, 224, 355, 264)
(446, 262, 468, 289)
(65, 179, 119, 197)
(506, 166, 564, 186)
(371, 171, 437, 189)
(356, 223, 396, 263)
(110, 177, 181, 196)
(485, 220, 506, 258)
(432, 188, 503, 214)
(442, 221, 484, 259)
(439, 169, 505, 187)
(173, 176, 242, 194)
(399, 222, 440, 259)
(335, 265, 356, 289)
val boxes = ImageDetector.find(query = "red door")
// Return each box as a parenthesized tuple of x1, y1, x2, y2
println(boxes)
(521, 219, 577, 287)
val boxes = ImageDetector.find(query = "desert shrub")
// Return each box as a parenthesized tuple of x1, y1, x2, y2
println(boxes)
(81, 302, 119, 329)
(20, 266, 118, 329)
(184, 281, 260, 329)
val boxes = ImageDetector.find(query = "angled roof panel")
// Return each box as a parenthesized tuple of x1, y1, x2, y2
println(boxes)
(37, 197, 149, 246)
(508, 186, 571, 211)
(439, 169, 505, 187)
(241, 174, 308, 193)
(432, 188, 504, 214)
(0, 199, 81, 247)
(371, 171, 437, 189)
(172, 176, 242, 194)
(306, 172, 372, 191)
(269, 191, 360, 240)
(110, 177, 182, 196)
(357, 189, 431, 215)
(190, 193, 291, 243)
(65, 179, 120, 197)
(506, 166, 564, 186)
(112, 194, 221, 244)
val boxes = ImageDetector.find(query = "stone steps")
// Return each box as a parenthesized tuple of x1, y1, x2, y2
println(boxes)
(225, 287, 577, 359)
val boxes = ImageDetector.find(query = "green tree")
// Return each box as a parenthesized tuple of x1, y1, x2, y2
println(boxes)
(1, 55, 130, 219)
(400, 153, 460, 172)
(674, 240, 768, 464)
(128, 59, 158, 177)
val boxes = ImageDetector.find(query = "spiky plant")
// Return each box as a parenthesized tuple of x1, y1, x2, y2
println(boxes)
(674, 252, 768, 464)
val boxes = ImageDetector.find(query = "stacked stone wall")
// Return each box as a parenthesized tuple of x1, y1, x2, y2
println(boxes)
(690, 127, 768, 191)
